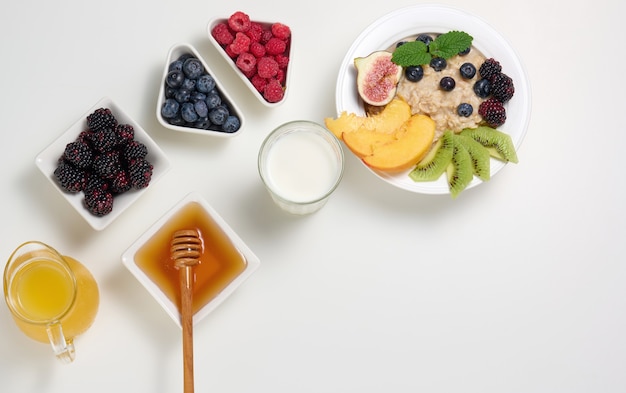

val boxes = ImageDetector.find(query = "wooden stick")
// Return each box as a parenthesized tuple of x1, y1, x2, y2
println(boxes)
(180, 266, 194, 393)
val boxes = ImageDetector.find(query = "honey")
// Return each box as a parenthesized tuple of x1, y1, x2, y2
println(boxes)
(135, 202, 247, 315)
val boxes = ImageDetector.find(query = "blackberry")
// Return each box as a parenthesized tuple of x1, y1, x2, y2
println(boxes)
(54, 161, 86, 193)
(84, 171, 109, 192)
(115, 123, 135, 145)
(490, 73, 515, 103)
(77, 130, 93, 144)
(479, 58, 502, 80)
(63, 141, 93, 169)
(84, 187, 114, 217)
(89, 128, 118, 153)
(128, 158, 153, 189)
(478, 98, 507, 127)
(93, 150, 122, 180)
(86, 108, 117, 132)
(122, 140, 148, 162)
(110, 170, 132, 194)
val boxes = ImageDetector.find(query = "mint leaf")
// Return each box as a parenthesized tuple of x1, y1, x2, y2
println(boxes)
(391, 41, 431, 67)
(429, 31, 473, 59)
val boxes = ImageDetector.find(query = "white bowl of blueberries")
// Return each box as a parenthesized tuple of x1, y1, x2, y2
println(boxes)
(156, 43, 245, 137)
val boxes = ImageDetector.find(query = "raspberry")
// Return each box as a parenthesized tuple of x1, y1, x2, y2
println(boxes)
(490, 72, 515, 103)
(224, 44, 237, 59)
(129, 158, 153, 189)
(265, 37, 286, 56)
(260, 29, 273, 44)
(115, 123, 134, 145)
(245, 22, 264, 42)
(54, 161, 86, 193)
(211, 22, 234, 46)
(63, 141, 93, 169)
(263, 78, 284, 103)
(250, 74, 268, 93)
(249, 41, 266, 58)
(479, 58, 502, 80)
(86, 108, 117, 132)
(228, 32, 251, 55)
(274, 53, 289, 69)
(84, 187, 114, 217)
(478, 98, 507, 127)
(228, 11, 251, 32)
(257, 56, 279, 78)
(275, 69, 285, 85)
(235, 52, 256, 74)
(271, 23, 291, 40)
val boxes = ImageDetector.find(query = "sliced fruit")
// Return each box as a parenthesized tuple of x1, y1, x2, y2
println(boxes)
(360, 114, 436, 172)
(342, 128, 396, 158)
(409, 131, 454, 182)
(355, 51, 403, 106)
(324, 97, 411, 139)
(447, 137, 474, 199)
(455, 134, 491, 181)
(461, 126, 518, 163)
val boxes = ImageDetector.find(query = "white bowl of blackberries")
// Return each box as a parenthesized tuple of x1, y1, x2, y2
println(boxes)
(157, 43, 245, 137)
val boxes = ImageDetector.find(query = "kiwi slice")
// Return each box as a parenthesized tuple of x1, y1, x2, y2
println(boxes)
(455, 134, 491, 181)
(409, 131, 454, 182)
(461, 126, 519, 164)
(447, 137, 474, 198)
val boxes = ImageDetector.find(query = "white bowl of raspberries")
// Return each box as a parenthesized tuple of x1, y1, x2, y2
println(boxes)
(208, 11, 292, 106)
(36, 96, 171, 231)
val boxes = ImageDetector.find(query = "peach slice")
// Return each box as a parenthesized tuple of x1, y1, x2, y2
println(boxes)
(342, 128, 397, 158)
(324, 97, 411, 138)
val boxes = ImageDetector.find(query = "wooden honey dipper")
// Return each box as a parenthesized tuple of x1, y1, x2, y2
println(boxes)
(171, 229, 203, 393)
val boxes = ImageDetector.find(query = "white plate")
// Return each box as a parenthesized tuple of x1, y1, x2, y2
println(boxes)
(335, 4, 532, 194)
(36, 96, 171, 231)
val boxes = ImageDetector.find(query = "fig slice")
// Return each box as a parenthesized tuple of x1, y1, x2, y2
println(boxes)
(354, 51, 403, 107)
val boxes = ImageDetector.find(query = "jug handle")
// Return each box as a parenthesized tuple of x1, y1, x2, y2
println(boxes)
(46, 321, 76, 363)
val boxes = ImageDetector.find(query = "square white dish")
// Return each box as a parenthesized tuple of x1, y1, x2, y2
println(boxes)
(35, 96, 171, 231)
(121, 192, 260, 328)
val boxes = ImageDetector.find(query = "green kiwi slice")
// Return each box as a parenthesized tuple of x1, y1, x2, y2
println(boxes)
(455, 134, 491, 181)
(409, 131, 454, 182)
(461, 126, 519, 164)
(447, 137, 474, 198)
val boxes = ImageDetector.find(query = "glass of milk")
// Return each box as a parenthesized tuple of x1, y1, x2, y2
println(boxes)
(258, 121, 344, 215)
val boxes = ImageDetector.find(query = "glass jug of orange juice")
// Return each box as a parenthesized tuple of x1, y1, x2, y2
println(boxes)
(3, 241, 99, 363)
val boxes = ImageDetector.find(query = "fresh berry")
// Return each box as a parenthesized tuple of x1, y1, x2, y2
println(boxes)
(229, 32, 251, 55)
(473, 78, 491, 98)
(236, 52, 256, 74)
(115, 123, 134, 145)
(161, 98, 179, 119)
(129, 159, 153, 189)
(211, 22, 234, 46)
(222, 116, 241, 133)
(458, 47, 471, 56)
(92, 150, 122, 180)
(84, 171, 109, 193)
(416, 34, 433, 47)
(479, 58, 502, 80)
(54, 161, 86, 193)
(271, 23, 291, 40)
(228, 11, 251, 32)
(182, 58, 204, 79)
(86, 108, 117, 132)
(165, 70, 185, 88)
(263, 78, 284, 103)
(457, 103, 473, 117)
(404, 65, 424, 82)
(63, 141, 93, 169)
(245, 22, 264, 42)
(249, 41, 266, 58)
(257, 56, 279, 78)
(181, 102, 198, 123)
(205, 91, 221, 109)
(84, 187, 114, 216)
(174, 88, 191, 103)
(439, 76, 455, 91)
(110, 170, 132, 194)
(196, 74, 216, 93)
(122, 140, 148, 162)
(274, 53, 289, 69)
(265, 37, 286, 56)
(459, 62, 476, 79)
(208, 106, 229, 125)
(479, 98, 507, 127)
(251, 74, 267, 92)
(490, 72, 515, 103)
(89, 128, 118, 153)
(430, 57, 447, 71)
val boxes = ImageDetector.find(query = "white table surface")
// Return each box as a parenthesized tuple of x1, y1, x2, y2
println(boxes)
(2, 1, 625, 392)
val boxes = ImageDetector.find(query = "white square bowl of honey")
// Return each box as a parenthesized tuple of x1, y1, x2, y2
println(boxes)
(121, 192, 260, 328)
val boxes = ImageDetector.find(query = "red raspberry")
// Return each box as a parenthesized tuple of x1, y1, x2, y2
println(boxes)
(271, 23, 291, 40)
(263, 78, 284, 103)
(211, 22, 234, 46)
(250, 74, 268, 93)
(265, 37, 286, 55)
(224, 44, 237, 59)
(245, 22, 264, 42)
(228, 32, 251, 55)
(274, 53, 289, 69)
(261, 29, 273, 44)
(236, 52, 256, 74)
(275, 69, 285, 85)
(250, 41, 266, 58)
(228, 11, 251, 32)
(257, 56, 279, 78)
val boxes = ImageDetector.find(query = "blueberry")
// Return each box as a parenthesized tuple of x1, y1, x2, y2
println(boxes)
(182, 58, 203, 79)
(165, 70, 185, 88)
(395, 41, 407, 48)
(196, 74, 216, 93)
(194, 100, 208, 118)
(168, 115, 185, 126)
(168, 59, 183, 72)
(161, 98, 180, 119)
(181, 102, 198, 123)
(205, 91, 221, 109)
(208, 106, 229, 125)
(430, 57, 447, 71)
(459, 63, 477, 79)
(174, 88, 191, 103)
(458, 47, 471, 56)
(182, 78, 196, 91)
(164, 85, 177, 99)
(416, 34, 433, 48)
(473, 78, 491, 98)
(177, 53, 194, 63)
(439, 76, 455, 91)
(190, 91, 206, 103)
(193, 117, 210, 129)
(404, 65, 424, 82)
(457, 103, 473, 117)
(222, 116, 241, 133)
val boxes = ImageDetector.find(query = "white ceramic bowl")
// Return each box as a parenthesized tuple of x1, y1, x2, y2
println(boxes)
(156, 43, 246, 137)
(35, 96, 171, 231)
(207, 16, 292, 107)
(121, 192, 260, 328)
(335, 4, 532, 195)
